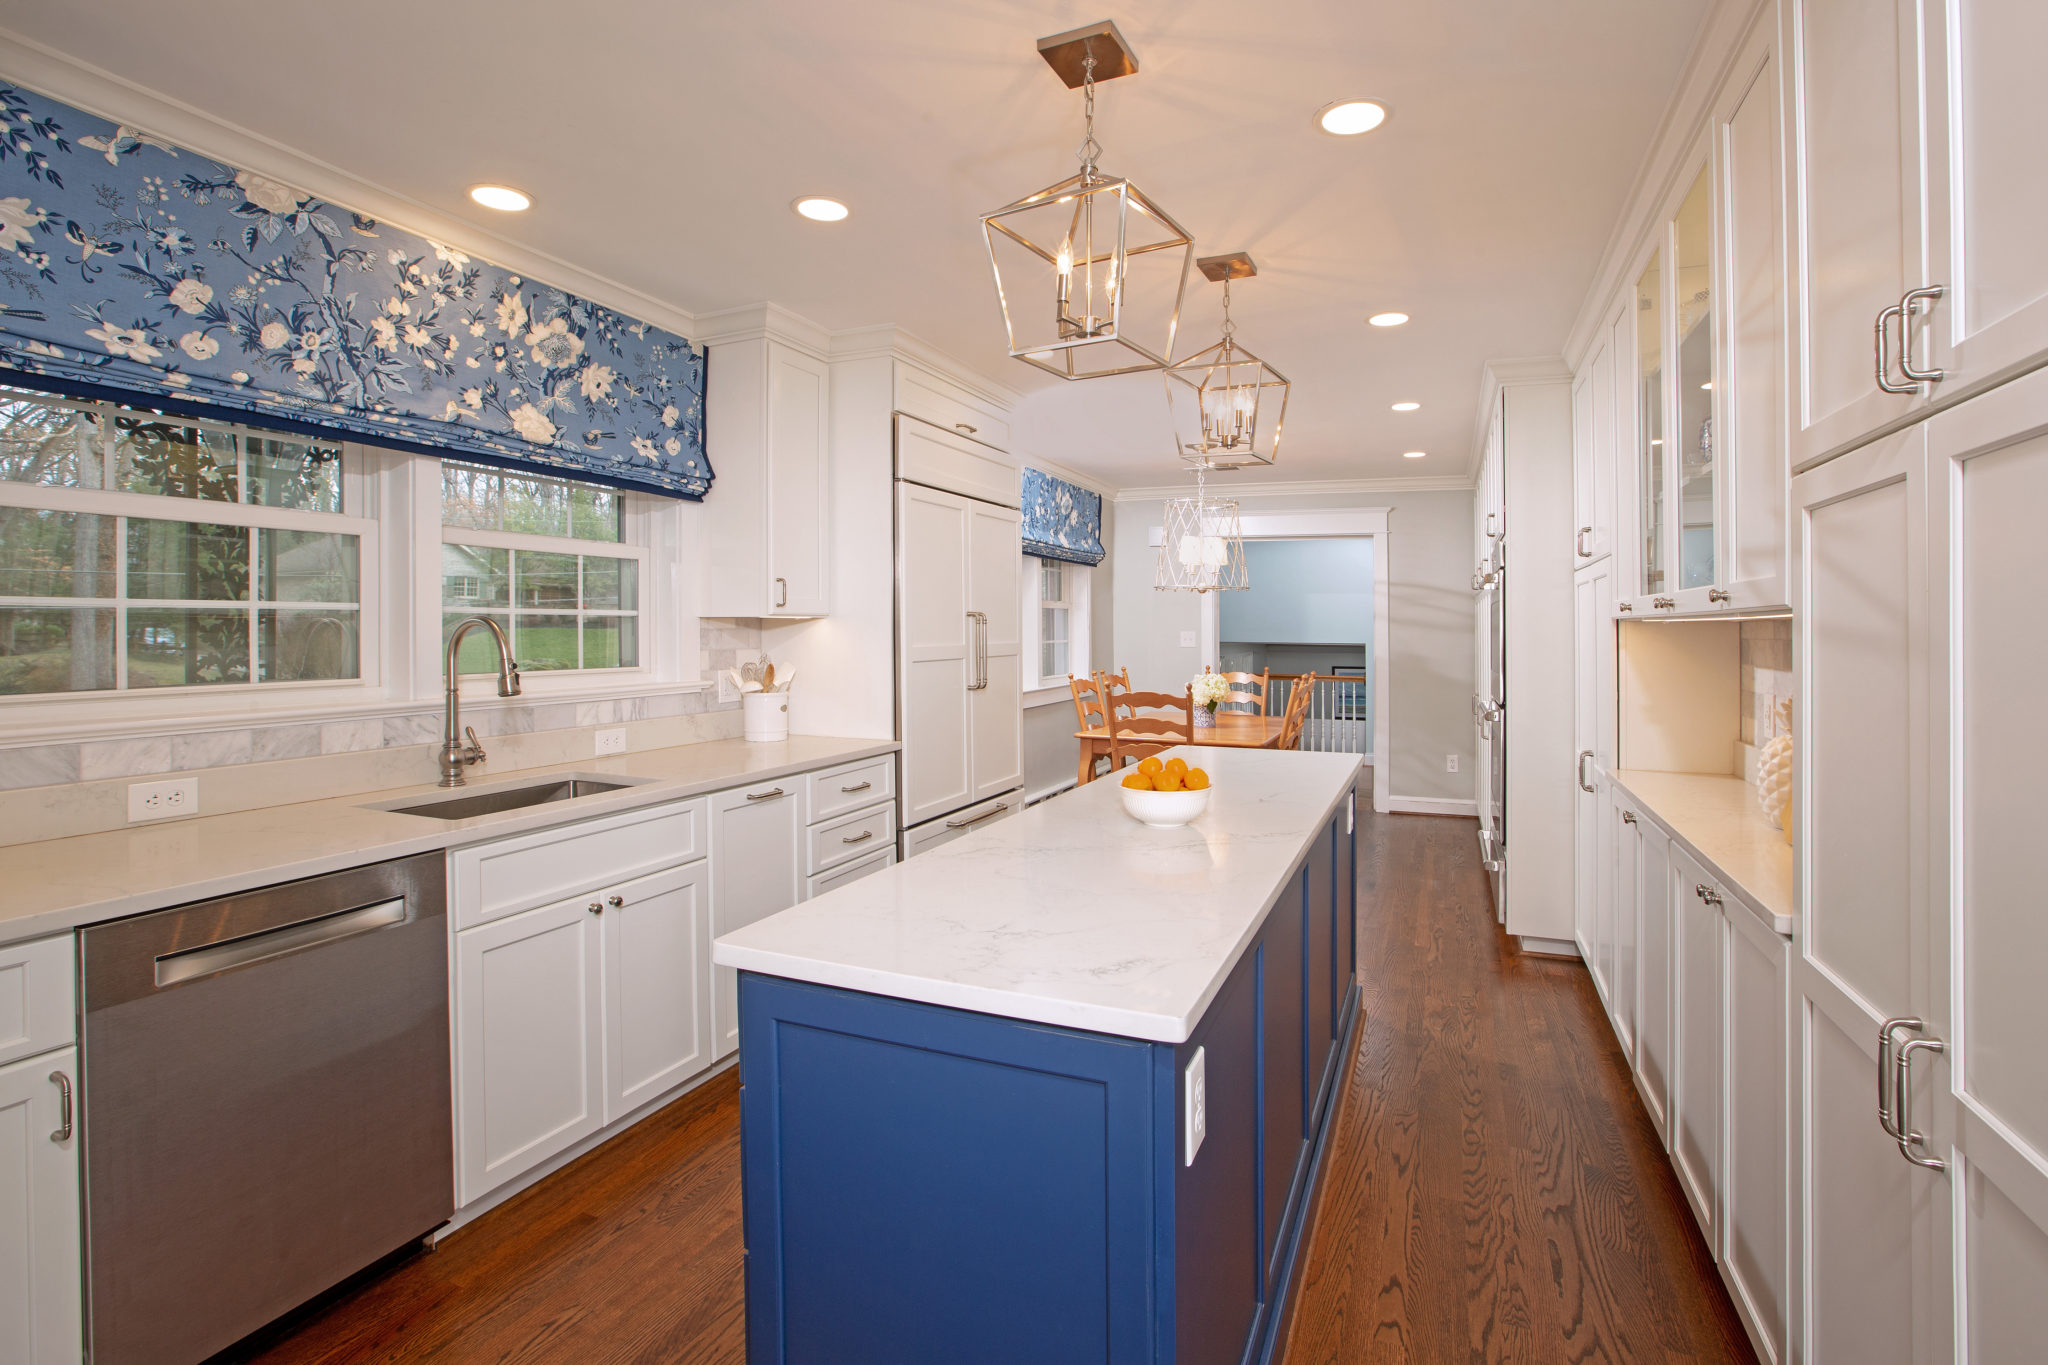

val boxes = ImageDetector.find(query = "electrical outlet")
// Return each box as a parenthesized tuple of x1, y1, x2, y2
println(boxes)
(594, 728, 627, 756)
(128, 777, 200, 823)
(1184, 1046, 1207, 1167)
(1179, 630, 1197, 649)
(716, 671, 738, 704)
(1446, 754, 1459, 773)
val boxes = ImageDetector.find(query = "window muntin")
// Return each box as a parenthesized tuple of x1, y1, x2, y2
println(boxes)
(1039, 559, 1070, 679)
(441, 460, 622, 543)
(0, 388, 366, 696)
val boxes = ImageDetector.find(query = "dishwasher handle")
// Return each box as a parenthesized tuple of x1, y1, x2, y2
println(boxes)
(154, 897, 410, 988)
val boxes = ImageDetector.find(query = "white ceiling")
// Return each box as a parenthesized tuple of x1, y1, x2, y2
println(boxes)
(0, 0, 1708, 488)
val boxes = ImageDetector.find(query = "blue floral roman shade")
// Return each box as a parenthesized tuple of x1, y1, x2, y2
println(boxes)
(0, 82, 710, 499)
(1020, 467, 1105, 566)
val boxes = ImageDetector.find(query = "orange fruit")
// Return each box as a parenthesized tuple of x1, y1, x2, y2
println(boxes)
(1163, 756, 1189, 777)
(1137, 756, 1164, 776)
(1121, 772, 1153, 790)
(1153, 771, 1184, 792)
(1183, 768, 1210, 790)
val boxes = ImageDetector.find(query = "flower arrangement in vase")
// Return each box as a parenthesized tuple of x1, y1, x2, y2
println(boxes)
(1190, 669, 1232, 729)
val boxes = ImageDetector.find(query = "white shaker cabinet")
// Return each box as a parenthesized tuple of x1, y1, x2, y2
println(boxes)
(711, 780, 801, 1059)
(1572, 560, 1617, 1012)
(1570, 309, 1619, 566)
(454, 895, 605, 1208)
(1722, 892, 1790, 1365)
(1670, 845, 1725, 1250)
(702, 336, 832, 617)
(1624, 801, 1673, 1142)
(602, 861, 713, 1121)
(0, 1046, 80, 1365)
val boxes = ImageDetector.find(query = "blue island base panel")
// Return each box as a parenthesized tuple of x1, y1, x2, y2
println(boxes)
(737, 797, 1359, 1365)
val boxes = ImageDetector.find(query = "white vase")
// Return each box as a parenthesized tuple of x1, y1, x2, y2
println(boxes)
(743, 690, 789, 742)
(1193, 705, 1216, 729)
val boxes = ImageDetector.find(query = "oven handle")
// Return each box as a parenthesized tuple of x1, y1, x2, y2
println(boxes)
(154, 897, 410, 988)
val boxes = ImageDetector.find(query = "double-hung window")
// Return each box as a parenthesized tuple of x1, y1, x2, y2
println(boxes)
(1023, 555, 1089, 693)
(439, 461, 646, 677)
(0, 386, 372, 697)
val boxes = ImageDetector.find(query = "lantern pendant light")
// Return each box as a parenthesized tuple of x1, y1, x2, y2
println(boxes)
(1155, 462, 1249, 594)
(981, 21, 1195, 381)
(1163, 252, 1290, 469)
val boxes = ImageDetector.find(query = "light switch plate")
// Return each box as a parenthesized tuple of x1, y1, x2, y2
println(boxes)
(1184, 1046, 1207, 1166)
(1446, 754, 1459, 773)
(1179, 630, 1197, 648)
(594, 728, 627, 756)
(128, 777, 199, 823)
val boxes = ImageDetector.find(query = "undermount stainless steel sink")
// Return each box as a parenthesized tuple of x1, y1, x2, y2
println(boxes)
(385, 777, 637, 821)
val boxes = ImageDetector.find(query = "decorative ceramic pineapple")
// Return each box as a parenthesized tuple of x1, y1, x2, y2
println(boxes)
(1756, 698, 1793, 847)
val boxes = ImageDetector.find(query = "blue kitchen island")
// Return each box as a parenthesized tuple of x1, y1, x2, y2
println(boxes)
(714, 747, 1362, 1365)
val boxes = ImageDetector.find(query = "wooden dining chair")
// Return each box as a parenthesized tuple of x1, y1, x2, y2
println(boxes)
(1216, 669, 1270, 715)
(1068, 673, 1110, 731)
(1106, 687, 1194, 770)
(1098, 665, 1132, 695)
(1278, 673, 1315, 749)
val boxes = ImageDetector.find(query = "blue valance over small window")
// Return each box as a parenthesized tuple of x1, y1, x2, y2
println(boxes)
(0, 82, 711, 499)
(1021, 467, 1105, 566)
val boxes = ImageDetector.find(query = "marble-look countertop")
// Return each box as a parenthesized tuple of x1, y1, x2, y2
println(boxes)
(714, 746, 1365, 1045)
(1612, 769, 1793, 935)
(0, 736, 897, 945)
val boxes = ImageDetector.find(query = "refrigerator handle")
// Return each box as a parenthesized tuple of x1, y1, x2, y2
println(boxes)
(966, 611, 988, 691)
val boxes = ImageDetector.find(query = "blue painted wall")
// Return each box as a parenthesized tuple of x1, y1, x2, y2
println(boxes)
(1220, 539, 1372, 647)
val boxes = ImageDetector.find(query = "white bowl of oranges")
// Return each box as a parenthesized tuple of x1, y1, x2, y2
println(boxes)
(1118, 756, 1211, 828)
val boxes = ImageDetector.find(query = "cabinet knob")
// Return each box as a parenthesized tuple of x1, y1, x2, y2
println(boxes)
(1653, 596, 1676, 610)
(588, 901, 604, 915)
(607, 894, 624, 908)
(1708, 587, 1731, 604)
(1618, 601, 1634, 613)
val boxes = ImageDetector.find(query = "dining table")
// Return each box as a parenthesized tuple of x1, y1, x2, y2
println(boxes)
(1074, 711, 1289, 785)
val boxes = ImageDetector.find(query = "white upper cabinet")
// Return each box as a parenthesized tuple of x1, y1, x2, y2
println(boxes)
(893, 362, 1012, 453)
(1571, 307, 1619, 566)
(702, 337, 832, 617)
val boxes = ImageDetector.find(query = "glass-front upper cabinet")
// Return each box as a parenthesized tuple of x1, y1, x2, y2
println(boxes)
(1672, 165, 1717, 589)
(1637, 252, 1665, 597)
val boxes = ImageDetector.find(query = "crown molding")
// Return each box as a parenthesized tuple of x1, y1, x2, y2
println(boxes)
(0, 31, 708, 344)
(1466, 356, 1572, 481)
(1017, 454, 1116, 499)
(1112, 474, 1473, 502)
(693, 302, 835, 358)
(828, 325, 1028, 411)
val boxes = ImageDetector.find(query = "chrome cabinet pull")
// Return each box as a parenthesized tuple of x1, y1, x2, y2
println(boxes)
(1577, 750, 1596, 793)
(1694, 883, 1723, 907)
(1577, 526, 1593, 558)
(1894, 1035, 1947, 1171)
(1485, 512, 1499, 540)
(1618, 601, 1633, 613)
(588, 900, 603, 915)
(1653, 596, 1676, 610)
(945, 802, 1009, 830)
(954, 422, 978, 435)
(1621, 810, 1637, 825)
(1899, 286, 1947, 383)
(1878, 1016, 1920, 1141)
(1708, 588, 1731, 604)
(842, 830, 875, 845)
(49, 1070, 71, 1144)
(840, 780, 873, 794)
(1876, 302, 1916, 394)
(607, 895, 624, 908)
(745, 787, 787, 802)
(774, 576, 788, 609)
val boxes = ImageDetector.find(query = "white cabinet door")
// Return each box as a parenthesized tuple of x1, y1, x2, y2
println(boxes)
(1631, 811, 1675, 1143)
(897, 481, 974, 825)
(1718, 36, 1790, 610)
(0, 1047, 80, 1365)
(1723, 901, 1790, 1365)
(602, 860, 712, 1122)
(767, 344, 831, 616)
(966, 498, 1022, 803)
(1671, 846, 1725, 1247)
(711, 781, 801, 1059)
(1572, 563, 1615, 1005)
(1790, 424, 1949, 1364)
(1926, 377, 2048, 1365)
(1920, 0, 2048, 402)
(1573, 311, 1618, 565)
(1781, 0, 1935, 469)
(454, 898, 604, 1207)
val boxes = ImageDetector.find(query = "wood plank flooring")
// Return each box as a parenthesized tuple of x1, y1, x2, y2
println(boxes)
(235, 806, 1753, 1365)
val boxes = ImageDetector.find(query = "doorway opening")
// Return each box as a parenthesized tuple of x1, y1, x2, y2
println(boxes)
(1217, 537, 1373, 756)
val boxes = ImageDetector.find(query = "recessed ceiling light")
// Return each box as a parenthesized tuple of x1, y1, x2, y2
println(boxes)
(1317, 100, 1390, 136)
(1402, 450, 1427, 459)
(793, 197, 850, 222)
(1368, 312, 1409, 327)
(469, 184, 531, 212)
(1391, 401, 1421, 412)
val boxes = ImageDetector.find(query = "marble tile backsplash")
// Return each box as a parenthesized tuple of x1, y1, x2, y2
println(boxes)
(1740, 617, 1793, 746)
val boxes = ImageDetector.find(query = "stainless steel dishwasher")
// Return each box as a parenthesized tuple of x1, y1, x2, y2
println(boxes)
(79, 851, 453, 1365)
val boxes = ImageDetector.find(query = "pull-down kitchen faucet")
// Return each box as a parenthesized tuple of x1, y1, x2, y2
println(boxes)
(441, 616, 522, 786)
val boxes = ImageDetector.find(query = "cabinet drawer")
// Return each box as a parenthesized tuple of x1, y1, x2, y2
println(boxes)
(452, 797, 705, 930)
(805, 755, 897, 825)
(901, 793, 1018, 860)
(894, 363, 1011, 451)
(806, 846, 896, 900)
(807, 802, 897, 877)
(0, 933, 74, 1068)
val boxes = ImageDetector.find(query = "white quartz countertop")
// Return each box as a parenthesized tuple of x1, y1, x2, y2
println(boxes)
(1612, 769, 1794, 935)
(714, 746, 1365, 1045)
(0, 735, 897, 945)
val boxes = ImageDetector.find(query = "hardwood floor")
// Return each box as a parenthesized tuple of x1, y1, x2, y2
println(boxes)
(1278, 811, 1757, 1365)
(237, 808, 1752, 1365)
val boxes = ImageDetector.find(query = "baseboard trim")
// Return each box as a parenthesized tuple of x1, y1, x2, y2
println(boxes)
(1516, 935, 1581, 959)
(1385, 795, 1479, 817)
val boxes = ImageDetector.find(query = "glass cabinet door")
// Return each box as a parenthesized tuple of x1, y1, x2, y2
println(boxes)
(1673, 165, 1717, 589)
(1637, 252, 1665, 597)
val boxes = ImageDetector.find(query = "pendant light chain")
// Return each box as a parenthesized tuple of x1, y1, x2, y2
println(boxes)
(1219, 278, 1236, 350)
(1076, 55, 1102, 176)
